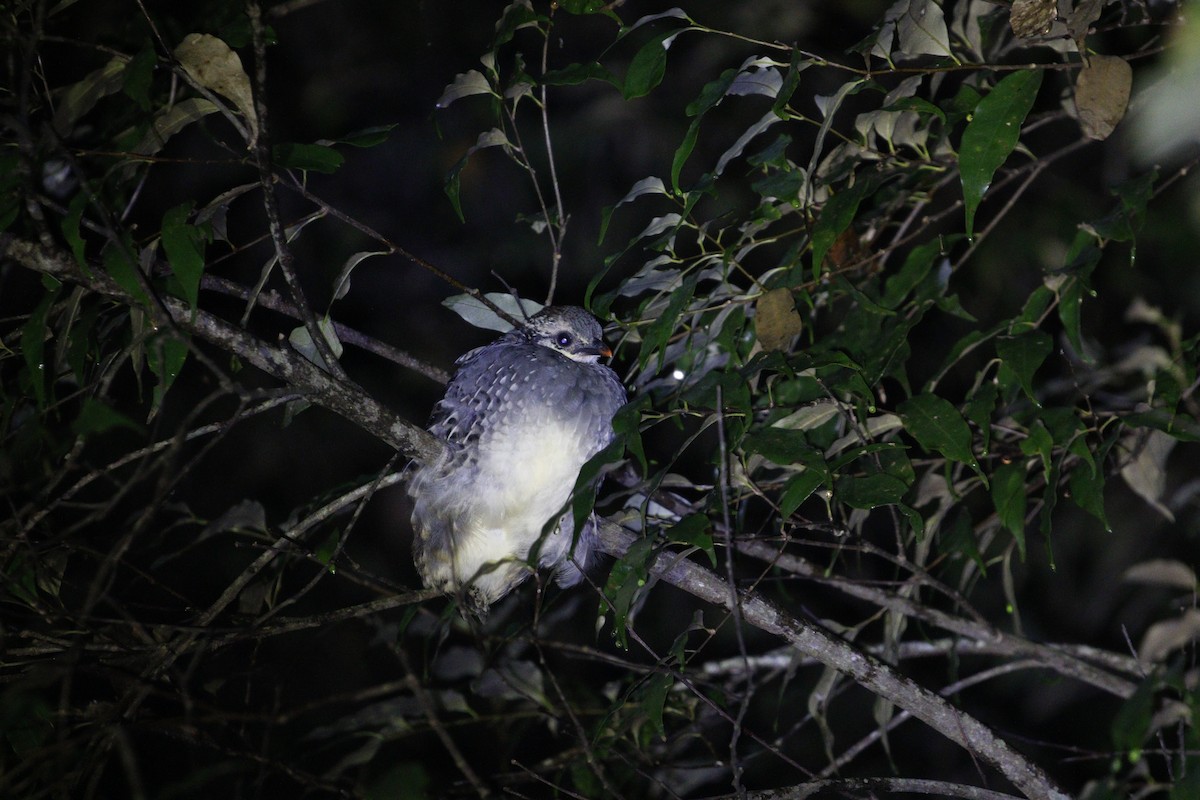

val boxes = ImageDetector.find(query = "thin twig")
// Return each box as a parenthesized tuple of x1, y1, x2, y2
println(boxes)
(397, 647, 492, 798)
(245, 0, 347, 380)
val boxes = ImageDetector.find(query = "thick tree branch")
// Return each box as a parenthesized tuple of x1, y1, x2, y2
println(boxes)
(596, 522, 1071, 800)
(0, 235, 446, 464)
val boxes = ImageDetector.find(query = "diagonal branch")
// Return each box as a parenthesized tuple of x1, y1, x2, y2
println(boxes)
(596, 522, 1072, 800)
(1, 235, 445, 465)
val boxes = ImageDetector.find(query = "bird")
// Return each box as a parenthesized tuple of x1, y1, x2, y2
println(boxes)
(408, 305, 627, 615)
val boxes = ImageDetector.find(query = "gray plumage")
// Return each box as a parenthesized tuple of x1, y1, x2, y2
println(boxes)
(408, 305, 626, 614)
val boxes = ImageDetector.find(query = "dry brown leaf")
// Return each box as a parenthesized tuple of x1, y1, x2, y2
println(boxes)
(174, 33, 259, 147)
(755, 288, 802, 352)
(1009, 0, 1056, 40)
(1139, 609, 1200, 663)
(1123, 559, 1197, 591)
(825, 228, 872, 272)
(1075, 55, 1132, 140)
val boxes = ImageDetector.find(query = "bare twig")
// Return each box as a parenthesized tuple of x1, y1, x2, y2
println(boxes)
(245, 0, 347, 380)
(397, 647, 492, 798)
(203, 274, 451, 384)
(0, 235, 445, 464)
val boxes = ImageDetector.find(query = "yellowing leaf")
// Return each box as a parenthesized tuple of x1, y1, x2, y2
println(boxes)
(1075, 55, 1132, 141)
(174, 33, 259, 147)
(755, 288, 802, 351)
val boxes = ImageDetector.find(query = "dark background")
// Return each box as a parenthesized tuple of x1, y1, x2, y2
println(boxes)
(4, 0, 1200, 797)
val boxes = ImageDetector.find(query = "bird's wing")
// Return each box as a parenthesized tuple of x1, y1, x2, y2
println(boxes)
(426, 343, 511, 447)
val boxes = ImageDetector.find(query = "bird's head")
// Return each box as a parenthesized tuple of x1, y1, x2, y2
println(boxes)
(524, 306, 614, 364)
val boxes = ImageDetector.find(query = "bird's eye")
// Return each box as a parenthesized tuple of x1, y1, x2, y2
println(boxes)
(556, 333, 573, 347)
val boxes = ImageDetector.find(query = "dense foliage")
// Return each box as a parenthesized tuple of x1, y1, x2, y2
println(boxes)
(3, 1, 1199, 798)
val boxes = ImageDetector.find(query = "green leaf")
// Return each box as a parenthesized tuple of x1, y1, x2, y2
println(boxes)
(289, 317, 343, 369)
(331, 250, 389, 303)
(558, 0, 609, 13)
(686, 67, 738, 117)
(71, 398, 145, 436)
(149, 333, 188, 410)
(623, 30, 675, 99)
(542, 62, 617, 87)
(898, 393, 980, 474)
(811, 173, 879, 277)
(434, 70, 494, 108)
(1019, 419, 1054, 475)
(780, 470, 825, 517)
(335, 124, 397, 148)
(494, 1, 543, 43)
(670, 119, 701, 193)
(990, 461, 1028, 559)
(61, 191, 89, 267)
(943, 509, 986, 573)
(963, 380, 997, 455)
(613, 399, 649, 475)
(122, 44, 157, 110)
(665, 513, 715, 567)
(881, 238, 941, 309)
(132, 98, 219, 157)
(272, 142, 344, 174)
(639, 277, 695, 371)
(21, 288, 59, 408)
(1123, 409, 1200, 443)
(884, 95, 946, 125)
(161, 203, 207, 309)
(443, 129, 511, 221)
(899, 503, 925, 540)
(1015, 285, 1054, 329)
(103, 243, 149, 306)
(836, 473, 909, 509)
(570, 439, 626, 542)
(895, 0, 950, 57)
(603, 535, 656, 650)
(996, 330, 1053, 401)
(1058, 276, 1086, 356)
(53, 56, 129, 135)
(1111, 675, 1156, 756)
(772, 50, 809, 117)
(0, 679, 55, 754)
(959, 69, 1043, 238)
(600, 176, 668, 244)
(640, 671, 672, 740)
(742, 427, 823, 466)
(1069, 465, 1110, 531)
